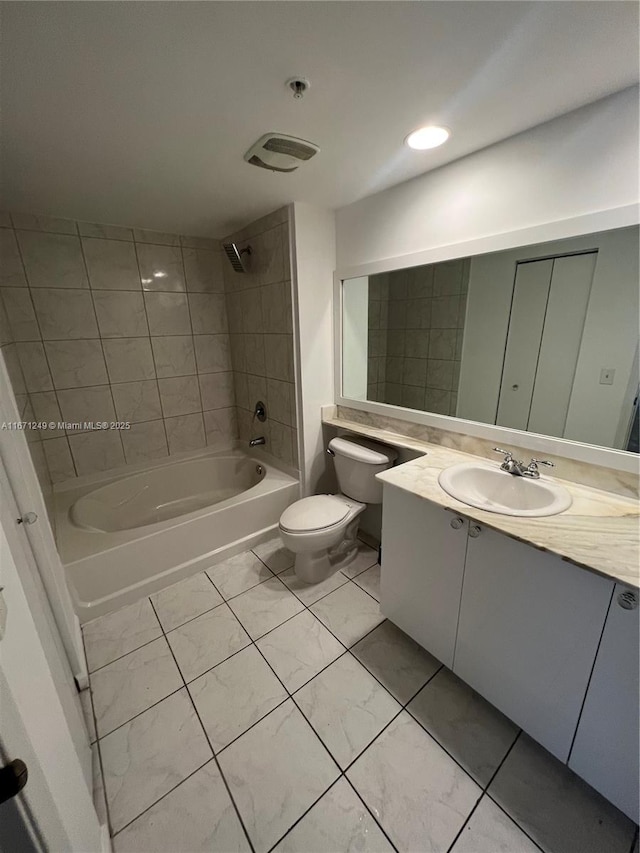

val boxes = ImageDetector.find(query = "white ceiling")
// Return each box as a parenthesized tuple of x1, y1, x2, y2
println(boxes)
(1, 2, 638, 237)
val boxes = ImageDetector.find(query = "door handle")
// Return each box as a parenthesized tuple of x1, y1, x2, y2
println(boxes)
(0, 759, 28, 805)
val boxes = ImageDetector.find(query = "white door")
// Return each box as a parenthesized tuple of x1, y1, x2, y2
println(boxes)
(380, 485, 468, 668)
(496, 259, 553, 430)
(527, 252, 596, 437)
(0, 471, 102, 850)
(453, 523, 613, 762)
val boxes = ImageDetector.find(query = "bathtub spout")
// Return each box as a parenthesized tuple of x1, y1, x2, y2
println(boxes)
(249, 436, 265, 447)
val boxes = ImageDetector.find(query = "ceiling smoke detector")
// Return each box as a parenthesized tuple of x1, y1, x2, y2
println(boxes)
(244, 132, 320, 173)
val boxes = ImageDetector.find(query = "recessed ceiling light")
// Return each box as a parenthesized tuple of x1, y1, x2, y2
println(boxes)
(405, 125, 450, 150)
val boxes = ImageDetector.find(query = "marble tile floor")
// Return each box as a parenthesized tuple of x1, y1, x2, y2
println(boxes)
(80, 537, 638, 853)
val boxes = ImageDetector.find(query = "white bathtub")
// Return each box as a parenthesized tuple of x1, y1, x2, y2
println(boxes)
(55, 447, 299, 622)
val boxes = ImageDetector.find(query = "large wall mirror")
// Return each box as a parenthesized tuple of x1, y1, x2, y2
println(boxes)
(341, 225, 639, 454)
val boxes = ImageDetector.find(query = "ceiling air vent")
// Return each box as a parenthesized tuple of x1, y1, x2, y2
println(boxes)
(244, 133, 319, 173)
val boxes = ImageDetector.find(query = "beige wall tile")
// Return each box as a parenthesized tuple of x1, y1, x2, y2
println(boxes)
(165, 413, 206, 454)
(29, 391, 65, 438)
(121, 420, 168, 464)
(1, 288, 40, 340)
(158, 375, 201, 417)
(151, 336, 195, 378)
(78, 222, 133, 241)
(188, 293, 227, 334)
(10, 213, 77, 235)
(183, 248, 224, 293)
(83, 237, 140, 290)
(198, 372, 235, 410)
(244, 334, 266, 376)
(193, 334, 231, 374)
(111, 380, 162, 423)
(103, 338, 155, 383)
(17, 342, 55, 391)
(57, 385, 116, 432)
(137, 244, 185, 293)
(203, 407, 237, 446)
(0, 230, 28, 287)
(18, 231, 88, 289)
(32, 289, 98, 340)
(180, 235, 219, 251)
(68, 430, 125, 476)
(264, 334, 293, 382)
(43, 436, 76, 482)
(93, 290, 148, 338)
(144, 292, 191, 336)
(133, 229, 180, 247)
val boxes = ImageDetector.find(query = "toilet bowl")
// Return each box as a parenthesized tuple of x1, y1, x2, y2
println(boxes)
(279, 436, 397, 584)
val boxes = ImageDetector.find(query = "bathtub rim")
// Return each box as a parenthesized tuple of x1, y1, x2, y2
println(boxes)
(55, 445, 299, 566)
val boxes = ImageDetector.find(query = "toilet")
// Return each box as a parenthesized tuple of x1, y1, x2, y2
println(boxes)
(279, 436, 398, 583)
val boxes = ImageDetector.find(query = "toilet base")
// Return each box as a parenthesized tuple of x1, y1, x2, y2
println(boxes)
(294, 519, 361, 584)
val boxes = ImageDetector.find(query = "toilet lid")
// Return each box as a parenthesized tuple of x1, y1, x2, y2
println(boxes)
(280, 495, 350, 533)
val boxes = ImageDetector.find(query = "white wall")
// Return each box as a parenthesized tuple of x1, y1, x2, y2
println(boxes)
(342, 277, 369, 401)
(336, 87, 639, 269)
(291, 203, 336, 495)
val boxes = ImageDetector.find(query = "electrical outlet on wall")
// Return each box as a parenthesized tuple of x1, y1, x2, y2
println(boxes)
(599, 368, 615, 385)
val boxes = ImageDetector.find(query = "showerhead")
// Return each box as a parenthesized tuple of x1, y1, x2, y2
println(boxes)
(223, 242, 252, 274)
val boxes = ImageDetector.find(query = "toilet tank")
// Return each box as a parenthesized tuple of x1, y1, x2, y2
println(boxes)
(329, 436, 398, 504)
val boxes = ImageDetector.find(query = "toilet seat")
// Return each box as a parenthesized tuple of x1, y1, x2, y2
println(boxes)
(280, 494, 352, 534)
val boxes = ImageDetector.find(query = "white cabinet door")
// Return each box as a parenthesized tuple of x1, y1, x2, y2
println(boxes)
(453, 524, 613, 762)
(569, 585, 639, 822)
(380, 484, 468, 668)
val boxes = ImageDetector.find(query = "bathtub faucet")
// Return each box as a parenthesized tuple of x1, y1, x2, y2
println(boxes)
(249, 436, 265, 447)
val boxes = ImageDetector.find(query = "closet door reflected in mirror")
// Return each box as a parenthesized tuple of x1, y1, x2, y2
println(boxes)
(341, 225, 639, 453)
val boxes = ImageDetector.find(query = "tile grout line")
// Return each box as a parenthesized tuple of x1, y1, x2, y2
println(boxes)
(190, 544, 401, 851)
(144, 597, 257, 853)
(90, 542, 536, 853)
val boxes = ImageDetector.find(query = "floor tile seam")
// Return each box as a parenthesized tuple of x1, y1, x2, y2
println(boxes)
(400, 687, 521, 790)
(148, 597, 257, 853)
(280, 574, 351, 608)
(205, 565, 279, 602)
(88, 631, 177, 684)
(95, 683, 186, 742)
(340, 556, 380, 581)
(85, 626, 165, 674)
(481, 791, 547, 853)
(342, 774, 402, 853)
(443, 790, 485, 853)
(263, 772, 400, 853)
(155, 594, 227, 634)
(108, 755, 217, 841)
(346, 573, 381, 604)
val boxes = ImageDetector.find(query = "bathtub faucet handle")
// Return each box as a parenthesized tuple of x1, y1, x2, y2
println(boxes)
(254, 401, 267, 423)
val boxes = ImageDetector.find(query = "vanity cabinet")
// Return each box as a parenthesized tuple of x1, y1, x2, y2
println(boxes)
(380, 485, 468, 667)
(380, 484, 637, 821)
(568, 584, 639, 822)
(453, 523, 613, 762)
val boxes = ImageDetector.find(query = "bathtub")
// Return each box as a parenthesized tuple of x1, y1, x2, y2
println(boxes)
(55, 447, 299, 622)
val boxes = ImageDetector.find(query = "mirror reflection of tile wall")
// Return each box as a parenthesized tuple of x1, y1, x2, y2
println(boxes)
(367, 259, 468, 415)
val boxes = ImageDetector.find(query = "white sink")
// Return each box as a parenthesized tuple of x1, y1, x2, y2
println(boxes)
(438, 462, 572, 517)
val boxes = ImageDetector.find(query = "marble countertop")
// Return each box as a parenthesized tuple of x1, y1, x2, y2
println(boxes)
(323, 415, 640, 589)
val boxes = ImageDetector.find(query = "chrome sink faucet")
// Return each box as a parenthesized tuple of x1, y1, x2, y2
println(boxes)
(493, 448, 554, 479)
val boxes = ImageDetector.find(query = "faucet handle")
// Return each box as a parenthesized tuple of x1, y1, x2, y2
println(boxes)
(493, 447, 513, 461)
(529, 458, 554, 468)
(523, 457, 554, 478)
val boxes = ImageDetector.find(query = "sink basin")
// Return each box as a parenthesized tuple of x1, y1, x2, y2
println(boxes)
(438, 462, 572, 517)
